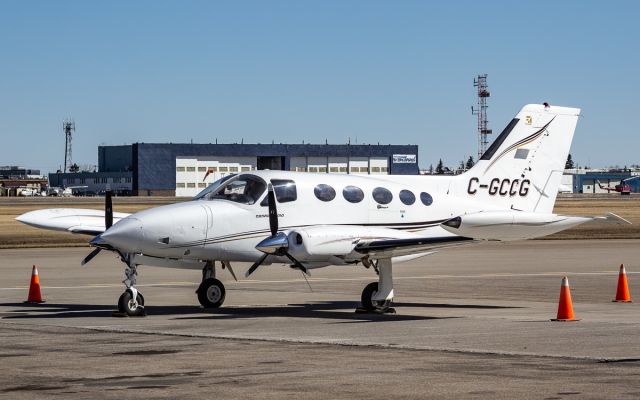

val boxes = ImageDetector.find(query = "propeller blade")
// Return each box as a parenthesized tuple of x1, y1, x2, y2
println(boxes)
(105, 190, 113, 229)
(284, 252, 308, 275)
(81, 248, 102, 266)
(267, 183, 278, 236)
(245, 253, 269, 278)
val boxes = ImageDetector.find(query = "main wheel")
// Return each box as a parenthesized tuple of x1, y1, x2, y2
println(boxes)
(361, 282, 392, 311)
(197, 278, 226, 308)
(118, 290, 145, 316)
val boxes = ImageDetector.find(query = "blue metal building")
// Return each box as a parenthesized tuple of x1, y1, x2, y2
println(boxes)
(89, 143, 419, 196)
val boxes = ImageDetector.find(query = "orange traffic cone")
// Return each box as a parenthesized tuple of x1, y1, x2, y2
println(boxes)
(613, 264, 632, 302)
(25, 265, 44, 304)
(551, 276, 578, 321)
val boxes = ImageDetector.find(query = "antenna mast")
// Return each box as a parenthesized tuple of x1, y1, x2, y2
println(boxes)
(63, 119, 75, 172)
(471, 74, 491, 159)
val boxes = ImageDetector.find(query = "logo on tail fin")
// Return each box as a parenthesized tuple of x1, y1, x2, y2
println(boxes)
(483, 117, 555, 174)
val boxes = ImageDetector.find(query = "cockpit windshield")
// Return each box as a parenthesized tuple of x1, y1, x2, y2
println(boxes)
(197, 174, 267, 205)
(193, 174, 236, 200)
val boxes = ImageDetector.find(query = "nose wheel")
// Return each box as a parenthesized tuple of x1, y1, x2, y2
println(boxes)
(117, 288, 145, 316)
(113, 253, 146, 317)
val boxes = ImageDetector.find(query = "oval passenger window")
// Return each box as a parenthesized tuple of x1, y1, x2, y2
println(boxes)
(372, 187, 393, 205)
(314, 184, 336, 202)
(420, 192, 433, 206)
(342, 186, 365, 203)
(399, 190, 416, 205)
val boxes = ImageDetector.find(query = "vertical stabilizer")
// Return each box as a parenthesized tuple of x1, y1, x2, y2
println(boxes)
(454, 104, 580, 213)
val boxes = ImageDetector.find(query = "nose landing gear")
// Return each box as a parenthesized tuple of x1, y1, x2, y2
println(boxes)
(114, 254, 146, 317)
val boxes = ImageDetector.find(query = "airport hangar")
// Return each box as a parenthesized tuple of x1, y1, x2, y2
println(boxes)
(49, 143, 419, 196)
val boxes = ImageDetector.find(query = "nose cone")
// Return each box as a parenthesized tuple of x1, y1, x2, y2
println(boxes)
(100, 217, 144, 252)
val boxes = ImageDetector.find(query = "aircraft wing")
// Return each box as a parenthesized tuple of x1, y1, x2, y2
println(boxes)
(353, 235, 475, 258)
(16, 208, 130, 236)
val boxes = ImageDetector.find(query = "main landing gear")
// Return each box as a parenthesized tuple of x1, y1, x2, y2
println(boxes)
(196, 261, 226, 308)
(358, 258, 395, 314)
(115, 254, 146, 317)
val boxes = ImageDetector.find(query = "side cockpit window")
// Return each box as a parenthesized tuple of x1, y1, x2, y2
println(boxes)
(201, 174, 266, 204)
(261, 179, 297, 205)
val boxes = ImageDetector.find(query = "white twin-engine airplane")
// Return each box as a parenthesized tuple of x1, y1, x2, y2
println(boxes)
(16, 104, 626, 316)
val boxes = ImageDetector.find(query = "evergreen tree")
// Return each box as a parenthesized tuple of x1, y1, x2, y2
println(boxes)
(428, 164, 434, 175)
(435, 159, 444, 175)
(465, 156, 475, 170)
(565, 154, 575, 169)
(68, 163, 80, 173)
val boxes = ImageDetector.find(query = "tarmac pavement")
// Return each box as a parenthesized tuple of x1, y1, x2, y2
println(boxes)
(1, 239, 640, 399)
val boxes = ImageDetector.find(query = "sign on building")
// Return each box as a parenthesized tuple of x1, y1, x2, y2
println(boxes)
(392, 154, 417, 164)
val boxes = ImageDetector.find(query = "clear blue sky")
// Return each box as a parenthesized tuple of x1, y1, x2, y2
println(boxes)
(1, 1, 638, 173)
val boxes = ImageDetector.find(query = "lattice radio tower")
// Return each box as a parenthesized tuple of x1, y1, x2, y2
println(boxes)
(63, 119, 75, 172)
(471, 74, 492, 159)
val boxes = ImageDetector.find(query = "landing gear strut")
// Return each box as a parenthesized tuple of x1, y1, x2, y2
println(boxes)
(196, 261, 226, 308)
(358, 258, 395, 314)
(115, 254, 145, 317)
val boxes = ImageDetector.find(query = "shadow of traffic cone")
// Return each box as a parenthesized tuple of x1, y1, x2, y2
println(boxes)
(613, 264, 632, 303)
(25, 265, 45, 304)
(551, 276, 578, 321)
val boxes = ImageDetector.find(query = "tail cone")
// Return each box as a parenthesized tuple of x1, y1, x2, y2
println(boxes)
(552, 276, 578, 321)
(613, 264, 632, 303)
(25, 265, 45, 304)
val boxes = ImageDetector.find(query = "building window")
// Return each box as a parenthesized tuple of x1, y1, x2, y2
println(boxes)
(360, 167, 369, 173)
(125, 177, 132, 183)
(80, 178, 85, 184)
(186, 167, 196, 172)
(241, 166, 251, 172)
(198, 167, 206, 172)
(113, 177, 121, 183)
(187, 183, 196, 188)
(329, 167, 339, 173)
(209, 167, 218, 172)
(176, 167, 185, 172)
(350, 167, 359, 173)
(372, 187, 393, 205)
(399, 190, 416, 205)
(420, 192, 433, 206)
(308, 167, 318, 173)
(339, 167, 347, 173)
(381, 167, 388, 173)
(101, 177, 107, 183)
(94, 178, 99, 183)
(314, 184, 336, 202)
(371, 166, 381, 173)
(219, 166, 228, 172)
(176, 183, 186, 188)
(198, 182, 206, 188)
(318, 167, 327, 173)
(229, 166, 239, 172)
(343, 186, 364, 203)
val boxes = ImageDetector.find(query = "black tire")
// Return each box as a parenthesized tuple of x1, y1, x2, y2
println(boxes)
(197, 278, 226, 308)
(361, 282, 391, 311)
(118, 290, 145, 316)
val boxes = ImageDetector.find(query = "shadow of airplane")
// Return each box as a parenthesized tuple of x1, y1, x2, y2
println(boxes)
(0, 300, 521, 322)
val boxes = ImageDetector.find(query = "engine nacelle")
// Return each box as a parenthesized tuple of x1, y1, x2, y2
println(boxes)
(286, 225, 418, 262)
(440, 211, 592, 241)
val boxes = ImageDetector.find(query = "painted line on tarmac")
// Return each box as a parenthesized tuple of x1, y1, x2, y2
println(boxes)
(0, 270, 632, 291)
(2, 321, 619, 362)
